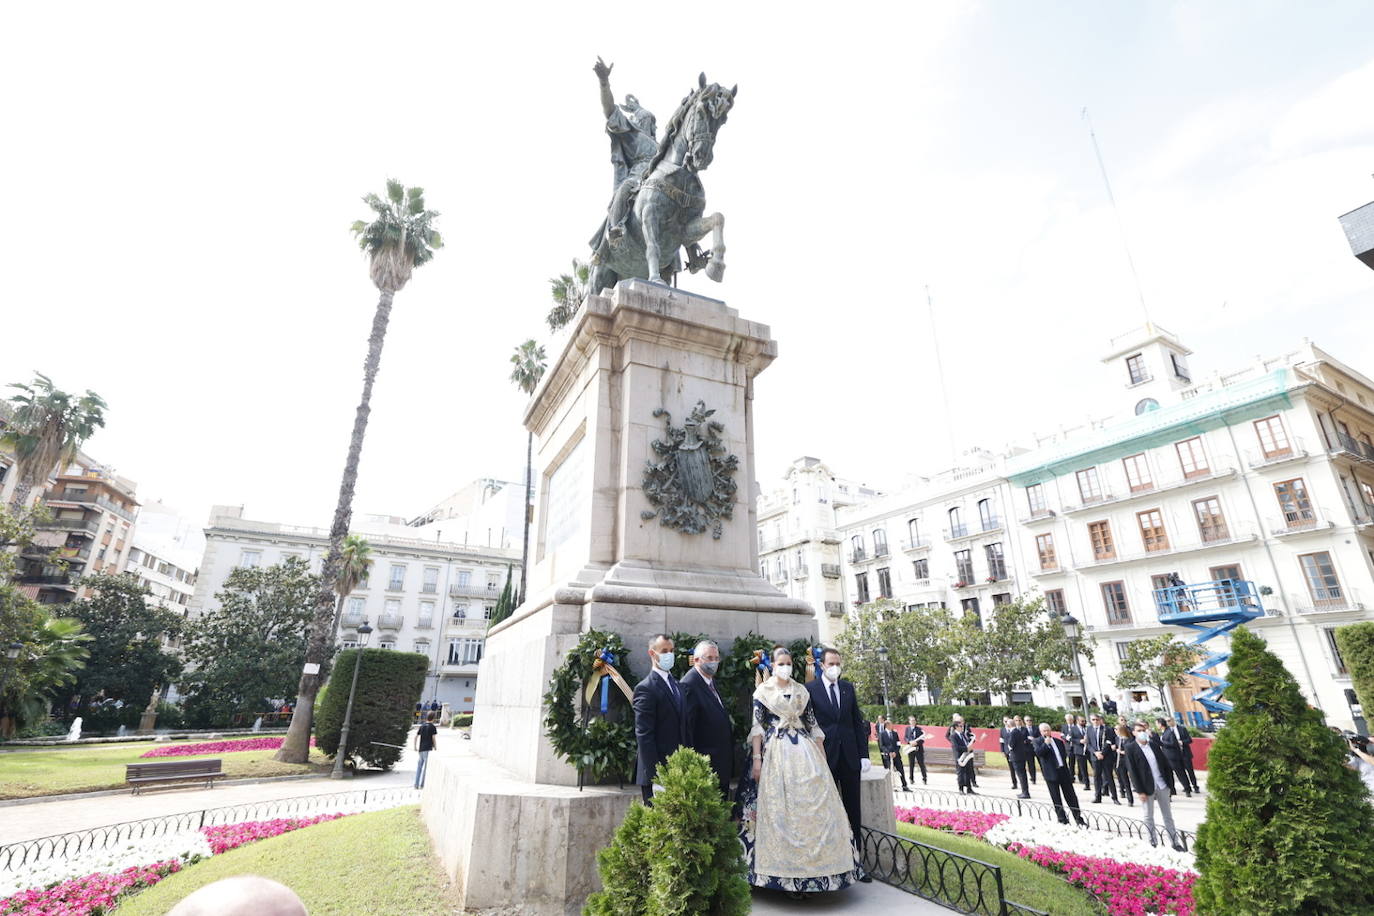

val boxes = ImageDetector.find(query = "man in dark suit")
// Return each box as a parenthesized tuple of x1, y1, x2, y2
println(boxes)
(877, 716, 909, 791)
(632, 633, 683, 805)
(1007, 715, 1031, 798)
(806, 646, 871, 877)
(948, 715, 976, 794)
(1124, 721, 1186, 851)
(1086, 712, 1120, 804)
(903, 716, 927, 785)
(1158, 717, 1200, 794)
(1033, 722, 1088, 826)
(680, 639, 733, 800)
(1065, 713, 1090, 789)
(999, 717, 1018, 790)
(1015, 715, 1037, 785)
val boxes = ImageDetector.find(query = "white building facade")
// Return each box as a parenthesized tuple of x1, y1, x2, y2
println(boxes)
(188, 506, 519, 713)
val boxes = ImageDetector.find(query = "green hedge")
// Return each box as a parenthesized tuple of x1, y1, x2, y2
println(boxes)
(316, 649, 427, 770)
(1335, 622, 1374, 722)
(861, 703, 1066, 729)
(452, 713, 473, 728)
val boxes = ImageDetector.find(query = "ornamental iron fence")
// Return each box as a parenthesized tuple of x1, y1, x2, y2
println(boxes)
(859, 826, 1046, 916)
(0, 787, 420, 872)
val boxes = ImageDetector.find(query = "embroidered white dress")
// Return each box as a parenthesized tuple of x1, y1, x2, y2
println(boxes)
(735, 677, 860, 892)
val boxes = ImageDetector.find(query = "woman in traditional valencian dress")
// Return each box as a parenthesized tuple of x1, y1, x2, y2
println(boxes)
(736, 646, 860, 897)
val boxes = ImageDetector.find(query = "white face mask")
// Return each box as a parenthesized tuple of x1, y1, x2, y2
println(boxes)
(1135, 731, 1150, 744)
(824, 665, 841, 681)
(773, 664, 793, 681)
(655, 651, 675, 672)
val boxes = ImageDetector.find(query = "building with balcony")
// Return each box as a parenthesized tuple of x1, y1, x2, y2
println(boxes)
(1005, 326, 1374, 729)
(188, 504, 518, 713)
(755, 457, 882, 644)
(18, 454, 140, 604)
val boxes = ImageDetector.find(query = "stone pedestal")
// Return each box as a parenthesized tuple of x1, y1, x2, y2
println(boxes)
(471, 281, 814, 786)
(860, 768, 899, 835)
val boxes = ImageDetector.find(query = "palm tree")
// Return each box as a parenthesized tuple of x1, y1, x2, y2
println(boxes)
(274, 180, 441, 764)
(2, 374, 107, 511)
(510, 340, 547, 607)
(328, 534, 373, 636)
(546, 259, 590, 332)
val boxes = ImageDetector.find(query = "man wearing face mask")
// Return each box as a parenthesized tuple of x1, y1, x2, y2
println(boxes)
(681, 638, 734, 799)
(806, 647, 872, 863)
(633, 633, 684, 805)
(1123, 720, 1186, 851)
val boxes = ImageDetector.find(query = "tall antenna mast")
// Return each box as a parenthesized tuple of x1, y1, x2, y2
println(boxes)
(926, 285, 958, 467)
(1082, 108, 1152, 326)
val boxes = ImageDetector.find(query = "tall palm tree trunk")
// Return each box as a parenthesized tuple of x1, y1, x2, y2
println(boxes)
(275, 288, 395, 763)
(519, 429, 533, 606)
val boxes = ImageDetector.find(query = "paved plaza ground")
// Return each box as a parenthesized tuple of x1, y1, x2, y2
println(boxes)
(752, 880, 948, 913)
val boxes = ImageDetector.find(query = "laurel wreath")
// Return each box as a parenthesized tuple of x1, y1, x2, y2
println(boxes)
(542, 629, 637, 783)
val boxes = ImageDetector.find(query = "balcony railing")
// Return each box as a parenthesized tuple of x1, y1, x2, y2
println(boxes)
(1296, 589, 1366, 615)
(759, 535, 784, 553)
(448, 616, 490, 631)
(820, 563, 841, 578)
(979, 517, 1003, 533)
(850, 549, 868, 563)
(1269, 508, 1332, 537)
(900, 537, 930, 551)
(1062, 467, 1238, 515)
(1085, 524, 1258, 567)
(18, 573, 75, 588)
(440, 661, 480, 674)
(986, 564, 1008, 582)
(340, 611, 366, 628)
(872, 544, 890, 558)
(416, 616, 434, 630)
(1247, 437, 1309, 469)
(792, 565, 809, 579)
(449, 583, 501, 599)
(44, 489, 136, 523)
(34, 517, 100, 536)
(421, 583, 438, 594)
(1331, 432, 1374, 466)
(824, 601, 845, 616)
(1018, 508, 1056, 524)
(944, 524, 969, 540)
(377, 612, 403, 630)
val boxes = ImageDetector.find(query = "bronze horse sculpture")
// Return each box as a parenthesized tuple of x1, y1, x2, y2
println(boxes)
(589, 73, 736, 294)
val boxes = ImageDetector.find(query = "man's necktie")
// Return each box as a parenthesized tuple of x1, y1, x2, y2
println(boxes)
(708, 679, 723, 708)
(829, 683, 839, 711)
(668, 676, 681, 707)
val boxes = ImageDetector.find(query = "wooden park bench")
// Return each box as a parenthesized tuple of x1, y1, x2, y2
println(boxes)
(904, 746, 987, 771)
(125, 759, 224, 795)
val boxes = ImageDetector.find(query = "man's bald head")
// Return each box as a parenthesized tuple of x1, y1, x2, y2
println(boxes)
(168, 875, 307, 916)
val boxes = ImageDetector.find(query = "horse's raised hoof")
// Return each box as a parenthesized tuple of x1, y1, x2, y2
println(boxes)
(706, 260, 726, 282)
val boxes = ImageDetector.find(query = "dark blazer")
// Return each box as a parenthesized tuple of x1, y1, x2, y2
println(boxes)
(1124, 738, 1177, 796)
(633, 671, 683, 787)
(879, 726, 901, 756)
(1018, 727, 1037, 761)
(999, 727, 1013, 755)
(1086, 723, 1117, 757)
(904, 725, 926, 748)
(1033, 734, 1074, 782)
(1065, 723, 1087, 756)
(1159, 724, 1192, 766)
(806, 678, 869, 772)
(680, 668, 733, 785)
(949, 727, 973, 757)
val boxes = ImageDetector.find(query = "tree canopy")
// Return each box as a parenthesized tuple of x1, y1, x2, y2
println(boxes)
(1112, 634, 1200, 713)
(64, 572, 183, 713)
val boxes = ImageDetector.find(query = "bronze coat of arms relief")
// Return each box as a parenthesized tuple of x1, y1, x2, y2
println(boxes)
(640, 400, 739, 539)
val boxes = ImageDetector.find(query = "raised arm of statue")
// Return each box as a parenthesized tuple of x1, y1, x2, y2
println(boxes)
(594, 57, 616, 120)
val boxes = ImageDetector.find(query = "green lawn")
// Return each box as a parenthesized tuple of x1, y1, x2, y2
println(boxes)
(896, 823, 1104, 915)
(119, 806, 460, 915)
(0, 739, 330, 799)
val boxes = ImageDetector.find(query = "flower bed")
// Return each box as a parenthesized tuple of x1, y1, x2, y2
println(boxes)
(0, 815, 347, 915)
(139, 737, 314, 758)
(1008, 845, 1195, 916)
(1, 860, 182, 916)
(894, 805, 1009, 840)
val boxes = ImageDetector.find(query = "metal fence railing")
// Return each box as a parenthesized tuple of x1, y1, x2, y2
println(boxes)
(894, 785, 1196, 851)
(0, 787, 420, 872)
(859, 826, 1046, 916)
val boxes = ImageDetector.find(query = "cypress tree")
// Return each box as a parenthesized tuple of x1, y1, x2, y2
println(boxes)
(1193, 627, 1374, 914)
(1334, 622, 1374, 722)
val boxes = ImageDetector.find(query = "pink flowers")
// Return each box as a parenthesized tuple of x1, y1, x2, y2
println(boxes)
(0, 860, 181, 916)
(1007, 843, 1196, 916)
(139, 737, 315, 758)
(202, 814, 344, 854)
(893, 806, 1009, 840)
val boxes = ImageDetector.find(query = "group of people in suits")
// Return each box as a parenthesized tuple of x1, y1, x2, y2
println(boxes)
(631, 635, 875, 895)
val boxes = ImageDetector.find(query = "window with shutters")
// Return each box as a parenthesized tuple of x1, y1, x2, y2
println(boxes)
(912, 557, 929, 579)
(948, 507, 966, 538)
(1275, 478, 1315, 528)
(855, 573, 870, 604)
(1123, 454, 1153, 493)
(1088, 521, 1115, 560)
(1209, 564, 1242, 584)
(1044, 589, 1066, 616)
(1254, 415, 1292, 458)
(1137, 509, 1170, 552)
(984, 542, 1007, 580)
(1126, 353, 1148, 385)
(1299, 552, 1342, 607)
(1076, 467, 1103, 503)
(1026, 484, 1047, 515)
(1101, 581, 1131, 624)
(1035, 533, 1057, 570)
(876, 567, 893, 599)
(953, 550, 974, 584)
(873, 528, 889, 557)
(1175, 437, 1209, 479)
(1192, 496, 1229, 542)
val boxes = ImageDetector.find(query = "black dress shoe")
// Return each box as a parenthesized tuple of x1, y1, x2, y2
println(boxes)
(1171, 843, 1186, 853)
(858, 873, 873, 883)
(1112, 799, 1121, 805)
(1016, 794, 1031, 799)
(1150, 840, 1158, 848)
(1091, 797, 1101, 804)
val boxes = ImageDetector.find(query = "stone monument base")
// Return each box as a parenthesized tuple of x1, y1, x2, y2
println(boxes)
(422, 741, 899, 914)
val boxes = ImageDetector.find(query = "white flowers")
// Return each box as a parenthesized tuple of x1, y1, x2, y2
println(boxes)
(983, 816, 1197, 873)
(0, 831, 213, 898)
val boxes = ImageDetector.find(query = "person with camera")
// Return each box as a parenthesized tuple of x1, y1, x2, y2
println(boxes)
(1343, 731, 1374, 801)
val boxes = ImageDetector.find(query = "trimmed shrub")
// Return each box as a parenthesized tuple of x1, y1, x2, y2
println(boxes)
(1193, 627, 1374, 914)
(452, 713, 473, 728)
(585, 748, 748, 916)
(1334, 622, 1374, 721)
(315, 649, 427, 770)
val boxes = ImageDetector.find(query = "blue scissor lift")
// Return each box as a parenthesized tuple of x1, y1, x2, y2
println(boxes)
(1153, 578, 1266, 717)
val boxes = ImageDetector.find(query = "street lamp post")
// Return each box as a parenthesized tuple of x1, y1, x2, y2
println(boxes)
(330, 622, 373, 780)
(1059, 614, 1084, 710)
(1, 643, 21, 739)
(877, 645, 892, 723)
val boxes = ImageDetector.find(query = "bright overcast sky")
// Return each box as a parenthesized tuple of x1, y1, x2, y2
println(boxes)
(4, 1, 1373, 530)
